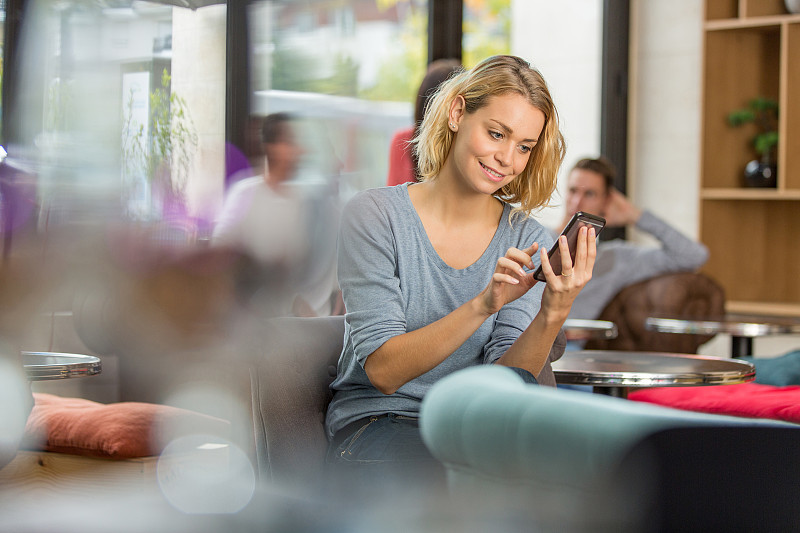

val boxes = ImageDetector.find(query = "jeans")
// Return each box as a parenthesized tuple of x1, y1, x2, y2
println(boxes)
(325, 414, 445, 503)
(324, 366, 538, 502)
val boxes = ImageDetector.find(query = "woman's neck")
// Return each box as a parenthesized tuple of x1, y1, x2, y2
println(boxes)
(411, 166, 503, 226)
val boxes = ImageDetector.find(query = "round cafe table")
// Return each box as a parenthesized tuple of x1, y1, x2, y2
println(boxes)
(552, 350, 755, 399)
(645, 315, 800, 358)
(21, 352, 102, 381)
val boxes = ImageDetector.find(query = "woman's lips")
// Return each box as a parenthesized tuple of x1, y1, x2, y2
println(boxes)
(480, 161, 505, 182)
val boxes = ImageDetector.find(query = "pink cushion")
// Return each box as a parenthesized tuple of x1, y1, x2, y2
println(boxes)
(629, 383, 800, 424)
(22, 393, 230, 459)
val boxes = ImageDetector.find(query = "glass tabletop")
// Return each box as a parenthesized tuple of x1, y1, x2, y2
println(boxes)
(562, 319, 618, 341)
(21, 352, 102, 381)
(645, 316, 800, 337)
(552, 350, 755, 388)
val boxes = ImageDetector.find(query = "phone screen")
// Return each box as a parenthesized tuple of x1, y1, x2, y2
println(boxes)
(533, 212, 605, 282)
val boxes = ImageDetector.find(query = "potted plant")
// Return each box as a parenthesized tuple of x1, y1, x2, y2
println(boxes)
(727, 97, 778, 188)
(122, 69, 198, 218)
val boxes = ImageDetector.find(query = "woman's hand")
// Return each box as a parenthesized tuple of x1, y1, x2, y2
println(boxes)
(537, 226, 597, 323)
(476, 243, 541, 316)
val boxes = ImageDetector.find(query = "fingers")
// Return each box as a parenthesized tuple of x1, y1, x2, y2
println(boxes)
(572, 226, 597, 278)
(492, 271, 520, 285)
(506, 245, 538, 270)
(521, 243, 540, 266)
(497, 257, 528, 279)
(557, 235, 573, 276)
(540, 227, 597, 286)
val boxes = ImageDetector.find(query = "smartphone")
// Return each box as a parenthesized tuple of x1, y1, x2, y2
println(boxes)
(533, 211, 605, 282)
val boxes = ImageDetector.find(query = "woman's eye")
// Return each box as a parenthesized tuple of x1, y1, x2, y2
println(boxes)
(489, 130, 502, 140)
(519, 145, 532, 154)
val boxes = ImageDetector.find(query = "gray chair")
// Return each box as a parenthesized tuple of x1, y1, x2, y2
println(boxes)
(249, 315, 345, 493)
(248, 315, 564, 495)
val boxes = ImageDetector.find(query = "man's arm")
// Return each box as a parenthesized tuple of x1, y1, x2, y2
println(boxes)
(605, 189, 709, 271)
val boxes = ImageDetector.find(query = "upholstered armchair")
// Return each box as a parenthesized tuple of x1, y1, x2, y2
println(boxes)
(585, 272, 726, 353)
(420, 365, 800, 532)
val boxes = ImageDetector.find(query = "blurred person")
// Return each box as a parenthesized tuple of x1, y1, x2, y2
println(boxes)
(325, 56, 596, 493)
(212, 113, 340, 317)
(386, 59, 462, 186)
(225, 114, 268, 193)
(559, 156, 709, 321)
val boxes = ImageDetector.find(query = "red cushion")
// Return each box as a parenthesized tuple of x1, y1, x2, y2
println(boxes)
(22, 393, 230, 459)
(629, 383, 800, 424)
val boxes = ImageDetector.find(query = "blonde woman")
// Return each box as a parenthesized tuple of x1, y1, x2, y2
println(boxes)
(325, 56, 597, 488)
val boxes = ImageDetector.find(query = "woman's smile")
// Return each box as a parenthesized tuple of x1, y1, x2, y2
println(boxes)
(480, 161, 506, 182)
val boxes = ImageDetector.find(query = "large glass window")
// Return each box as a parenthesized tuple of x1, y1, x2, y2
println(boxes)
(8, 0, 226, 237)
(248, 0, 428, 195)
(463, 0, 511, 68)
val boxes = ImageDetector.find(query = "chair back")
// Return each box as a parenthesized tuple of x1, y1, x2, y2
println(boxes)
(585, 272, 725, 353)
(250, 315, 345, 491)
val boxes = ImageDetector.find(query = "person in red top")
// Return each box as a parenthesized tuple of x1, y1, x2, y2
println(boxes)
(386, 59, 462, 186)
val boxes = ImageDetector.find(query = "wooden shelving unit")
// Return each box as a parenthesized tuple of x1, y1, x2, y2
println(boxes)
(701, 0, 800, 316)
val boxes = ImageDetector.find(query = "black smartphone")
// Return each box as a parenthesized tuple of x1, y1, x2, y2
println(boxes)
(533, 211, 605, 282)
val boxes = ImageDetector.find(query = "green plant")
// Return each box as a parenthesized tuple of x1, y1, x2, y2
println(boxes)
(122, 69, 198, 208)
(727, 97, 779, 163)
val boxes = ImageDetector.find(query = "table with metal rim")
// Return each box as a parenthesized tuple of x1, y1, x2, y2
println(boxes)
(644, 316, 800, 358)
(552, 349, 755, 399)
(562, 318, 618, 342)
(21, 352, 102, 381)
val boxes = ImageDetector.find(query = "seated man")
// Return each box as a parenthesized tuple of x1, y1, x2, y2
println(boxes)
(212, 113, 341, 317)
(559, 156, 709, 321)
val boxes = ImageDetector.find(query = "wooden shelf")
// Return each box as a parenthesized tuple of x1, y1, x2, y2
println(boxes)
(706, 14, 800, 30)
(701, 188, 800, 200)
(706, 0, 800, 21)
(700, 2, 800, 313)
(725, 301, 800, 317)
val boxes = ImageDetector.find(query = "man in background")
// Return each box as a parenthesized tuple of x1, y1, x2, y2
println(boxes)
(559, 156, 709, 321)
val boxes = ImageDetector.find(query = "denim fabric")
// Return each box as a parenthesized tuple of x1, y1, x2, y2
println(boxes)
(324, 368, 537, 502)
(505, 365, 538, 385)
(325, 414, 446, 501)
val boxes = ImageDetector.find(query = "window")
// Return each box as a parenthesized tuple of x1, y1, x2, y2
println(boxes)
(248, 0, 428, 195)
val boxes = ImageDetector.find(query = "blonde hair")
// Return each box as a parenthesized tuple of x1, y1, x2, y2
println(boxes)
(414, 55, 566, 217)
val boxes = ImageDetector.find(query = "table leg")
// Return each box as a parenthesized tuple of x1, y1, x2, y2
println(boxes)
(593, 386, 628, 399)
(730, 336, 753, 358)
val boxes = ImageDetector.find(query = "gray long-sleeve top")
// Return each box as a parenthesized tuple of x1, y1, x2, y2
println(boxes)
(568, 210, 709, 320)
(325, 183, 556, 439)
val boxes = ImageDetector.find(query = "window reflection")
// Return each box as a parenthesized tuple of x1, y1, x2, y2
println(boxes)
(8, 0, 226, 239)
(463, 0, 510, 68)
(248, 0, 428, 195)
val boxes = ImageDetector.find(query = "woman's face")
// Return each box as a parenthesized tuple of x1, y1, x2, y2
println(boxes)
(446, 92, 545, 195)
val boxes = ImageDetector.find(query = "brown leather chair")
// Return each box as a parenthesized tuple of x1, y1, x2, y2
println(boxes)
(585, 272, 726, 354)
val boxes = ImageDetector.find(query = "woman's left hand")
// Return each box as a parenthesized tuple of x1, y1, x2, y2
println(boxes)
(537, 225, 597, 322)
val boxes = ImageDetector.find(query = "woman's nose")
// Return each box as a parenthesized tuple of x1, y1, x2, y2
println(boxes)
(495, 143, 514, 168)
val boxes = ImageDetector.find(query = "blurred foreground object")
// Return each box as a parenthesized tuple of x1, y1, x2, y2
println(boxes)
(421, 365, 800, 532)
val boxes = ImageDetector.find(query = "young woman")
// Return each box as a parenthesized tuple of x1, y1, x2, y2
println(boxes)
(325, 55, 597, 484)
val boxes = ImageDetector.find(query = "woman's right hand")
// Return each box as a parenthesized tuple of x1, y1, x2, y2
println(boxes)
(476, 243, 541, 316)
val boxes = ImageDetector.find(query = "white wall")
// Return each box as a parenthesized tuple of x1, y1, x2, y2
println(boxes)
(628, 1, 703, 244)
(511, 0, 603, 230)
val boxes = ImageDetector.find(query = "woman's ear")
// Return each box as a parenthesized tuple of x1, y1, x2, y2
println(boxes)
(448, 95, 466, 130)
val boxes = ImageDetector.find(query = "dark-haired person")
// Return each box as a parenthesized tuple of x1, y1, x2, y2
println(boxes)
(386, 59, 462, 186)
(212, 113, 340, 317)
(559, 156, 708, 322)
